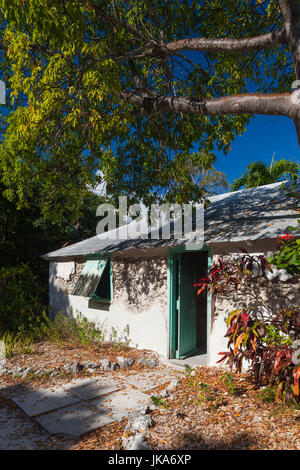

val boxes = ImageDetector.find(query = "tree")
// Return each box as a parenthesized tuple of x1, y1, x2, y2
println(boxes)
(0, 177, 104, 288)
(0, 1, 299, 220)
(231, 158, 299, 190)
(168, 151, 228, 202)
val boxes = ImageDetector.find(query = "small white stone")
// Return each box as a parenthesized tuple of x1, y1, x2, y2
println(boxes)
(291, 88, 300, 104)
(123, 433, 151, 450)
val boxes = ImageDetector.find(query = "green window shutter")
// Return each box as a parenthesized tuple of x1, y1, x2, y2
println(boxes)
(72, 258, 109, 298)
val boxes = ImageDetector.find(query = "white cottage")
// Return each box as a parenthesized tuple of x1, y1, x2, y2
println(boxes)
(43, 181, 300, 366)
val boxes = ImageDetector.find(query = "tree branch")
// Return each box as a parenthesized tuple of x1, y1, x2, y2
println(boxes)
(291, 89, 300, 146)
(122, 91, 292, 118)
(134, 30, 287, 59)
(278, 0, 300, 79)
(90, 3, 149, 44)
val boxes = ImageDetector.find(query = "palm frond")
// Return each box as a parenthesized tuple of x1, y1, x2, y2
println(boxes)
(230, 175, 248, 191)
(270, 160, 299, 181)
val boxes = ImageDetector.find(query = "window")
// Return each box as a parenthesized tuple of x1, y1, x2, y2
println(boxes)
(71, 256, 112, 302)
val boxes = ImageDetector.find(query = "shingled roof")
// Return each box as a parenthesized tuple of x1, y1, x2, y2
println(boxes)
(43, 180, 299, 260)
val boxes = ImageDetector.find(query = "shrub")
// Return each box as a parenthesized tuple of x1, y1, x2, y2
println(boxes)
(220, 371, 236, 395)
(0, 263, 124, 351)
(1, 330, 36, 358)
(259, 386, 276, 404)
(217, 307, 300, 404)
(195, 253, 300, 404)
(0, 311, 107, 357)
(28, 311, 106, 345)
(109, 324, 131, 349)
(267, 230, 300, 275)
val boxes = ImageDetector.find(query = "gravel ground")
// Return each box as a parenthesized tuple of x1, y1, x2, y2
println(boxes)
(1, 342, 299, 451)
(146, 367, 300, 451)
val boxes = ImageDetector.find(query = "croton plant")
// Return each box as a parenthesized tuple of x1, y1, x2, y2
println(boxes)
(194, 250, 300, 404)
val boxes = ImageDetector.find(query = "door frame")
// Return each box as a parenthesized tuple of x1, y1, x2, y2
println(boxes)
(168, 245, 211, 361)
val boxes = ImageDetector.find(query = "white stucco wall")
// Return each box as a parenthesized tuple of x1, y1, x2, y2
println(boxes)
(49, 248, 299, 366)
(49, 256, 169, 357)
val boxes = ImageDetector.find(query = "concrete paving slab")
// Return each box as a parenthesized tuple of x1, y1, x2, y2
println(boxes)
(124, 371, 175, 391)
(35, 389, 150, 436)
(100, 388, 150, 411)
(168, 353, 208, 368)
(62, 377, 120, 400)
(11, 385, 82, 417)
(0, 400, 55, 450)
(35, 398, 115, 436)
(1, 365, 184, 441)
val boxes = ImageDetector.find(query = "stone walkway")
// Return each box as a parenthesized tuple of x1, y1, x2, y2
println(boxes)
(0, 398, 57, 450)
(0, 368, 182, 449)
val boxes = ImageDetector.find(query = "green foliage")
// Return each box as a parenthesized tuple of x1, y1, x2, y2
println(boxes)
(220, 372, 236, 395)
(1, 330, 36, 358)
(150, 395, 169, 410)
(109, 324, 131, 350)
(0, 264, 46, 332)
(0, 179, 105, 269)
(24, 311, 105, 346)
(262, 324, 293, 347)
(0, 0, 292, 220)
(0, 261, 108, 347)
(196, 382, 212, 404)
(259, 386, 276, 404)
(184, 364, 193, 376)
(267, 182, 300, 275)
(218, 304, 300, 404)
(198, 381, 209, 391)
(185, 368, 212, 404)
(0, 311, 107, 357)
(0, 179, 105, 309)
(0, 307, 131, 357)
(267, 226, 300, 275)
(195, 247, 300, 404)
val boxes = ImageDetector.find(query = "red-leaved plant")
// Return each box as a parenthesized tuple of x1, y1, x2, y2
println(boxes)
(194, 253, 300, 404)
(194, 253, 272, 296)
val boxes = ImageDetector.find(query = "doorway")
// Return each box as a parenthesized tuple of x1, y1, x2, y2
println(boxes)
(169, 250, 208, 359)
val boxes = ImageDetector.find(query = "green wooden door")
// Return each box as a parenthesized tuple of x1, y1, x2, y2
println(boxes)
(178, 253, 198, 358)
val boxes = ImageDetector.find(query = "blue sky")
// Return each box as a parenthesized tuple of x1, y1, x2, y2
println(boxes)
(213, 113, 299, 186)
